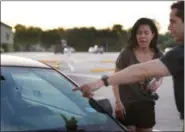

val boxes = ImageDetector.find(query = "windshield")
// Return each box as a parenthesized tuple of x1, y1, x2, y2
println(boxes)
(1, 66, 124, 132)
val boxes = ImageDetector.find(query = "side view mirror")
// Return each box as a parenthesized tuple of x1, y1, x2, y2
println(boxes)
(89, 98, 129, 132)
(89, 98, 113, 115)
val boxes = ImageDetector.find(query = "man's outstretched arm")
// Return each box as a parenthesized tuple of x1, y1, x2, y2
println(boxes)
(73, 59, 171, 97)
(73, 48, 179, 98)
(107, 59, 170, 86)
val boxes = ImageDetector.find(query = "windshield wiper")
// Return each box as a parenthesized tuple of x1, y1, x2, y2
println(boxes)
(88, 98, 129, 132)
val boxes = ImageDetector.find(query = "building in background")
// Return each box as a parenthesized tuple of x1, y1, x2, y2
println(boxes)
(1, 22, 14, 52)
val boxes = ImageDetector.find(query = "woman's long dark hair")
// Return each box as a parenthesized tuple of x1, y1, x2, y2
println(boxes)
(127, 18, 159, 52)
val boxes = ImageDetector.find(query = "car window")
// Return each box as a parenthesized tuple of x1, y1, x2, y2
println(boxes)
(1, 66, 124, 132)
(11, 71, 85, 116)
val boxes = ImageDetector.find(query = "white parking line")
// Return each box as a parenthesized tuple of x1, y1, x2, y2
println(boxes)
(153, 129, 161, 131)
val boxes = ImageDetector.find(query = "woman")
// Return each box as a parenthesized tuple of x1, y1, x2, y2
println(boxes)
(113, 18, 163, 132)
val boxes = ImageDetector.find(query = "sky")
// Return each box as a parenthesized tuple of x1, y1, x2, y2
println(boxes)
(1, 1, 174, 34)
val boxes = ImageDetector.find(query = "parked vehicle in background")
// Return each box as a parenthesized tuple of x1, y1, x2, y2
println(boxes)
(64, 47, 76, 54)
(54, 44, 63, 54)
(88, 45, 104, 54)
(164, 47, 173, 54)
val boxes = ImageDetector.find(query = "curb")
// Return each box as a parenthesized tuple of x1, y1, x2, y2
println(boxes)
(90, 68, 115, 72)
(39, 60, 62, 64)
(39, 60, 115, 71)
(39, 60, 61, 69)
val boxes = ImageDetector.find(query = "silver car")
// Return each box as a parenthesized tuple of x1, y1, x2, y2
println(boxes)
(88, 45, 104, 54)
(1, 54, 127, 132)
(64, 47, 76, 54)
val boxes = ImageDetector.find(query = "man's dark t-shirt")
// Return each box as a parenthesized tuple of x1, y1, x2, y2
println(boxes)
(160, 44, 184, 119)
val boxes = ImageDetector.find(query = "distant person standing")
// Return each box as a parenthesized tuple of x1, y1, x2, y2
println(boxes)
(61, 39, 67, 54)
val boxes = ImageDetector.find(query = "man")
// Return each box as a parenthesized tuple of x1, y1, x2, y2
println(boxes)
(73, 0, 184, 129)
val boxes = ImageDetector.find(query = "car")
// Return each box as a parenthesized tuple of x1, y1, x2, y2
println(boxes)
(164, 47, 173, 54)
(64, 47, 76, 54)
(1, 54, 128, 132)
(88, 45, 104, 54)
(54, 45, 64, 54)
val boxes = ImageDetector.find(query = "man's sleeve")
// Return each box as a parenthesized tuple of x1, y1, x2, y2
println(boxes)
(160, 47, 183, 75)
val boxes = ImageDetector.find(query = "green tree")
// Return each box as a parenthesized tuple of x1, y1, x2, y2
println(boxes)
(14, 24, 42, 51)
(158, 32, 176, 50)
(41, 29, 61, 49)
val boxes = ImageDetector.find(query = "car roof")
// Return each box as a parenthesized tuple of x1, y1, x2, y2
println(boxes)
(1, 54, 50, 68)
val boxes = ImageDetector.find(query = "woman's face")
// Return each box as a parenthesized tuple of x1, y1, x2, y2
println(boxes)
(136, 24, 155, 49)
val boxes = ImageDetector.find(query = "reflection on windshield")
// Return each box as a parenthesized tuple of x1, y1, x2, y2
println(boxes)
(1, 67, 124, 131)
(60, 114, 78, 130)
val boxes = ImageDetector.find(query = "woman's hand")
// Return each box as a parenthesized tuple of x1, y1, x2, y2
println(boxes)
(115, 100, 126, 120)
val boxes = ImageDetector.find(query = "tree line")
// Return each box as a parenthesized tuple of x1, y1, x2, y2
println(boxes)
(13, 24, 176, 52)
